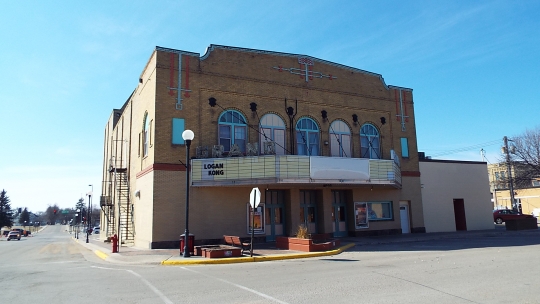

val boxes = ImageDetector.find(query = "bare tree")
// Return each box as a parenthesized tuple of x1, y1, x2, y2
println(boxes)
(511, 126, 540, 188)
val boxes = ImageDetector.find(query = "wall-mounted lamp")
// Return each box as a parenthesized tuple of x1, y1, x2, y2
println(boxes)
(321, 110, 328, 122)
(208, 97, 217, 107)
(380, 117, 386, 125)
(139, 78, 143, 84)
(135, 190, 141, 198)
(353, 114, 358, 126)
(250, 102, 257, 112)
(286, 106, 294, 117)
(324, 140, 329, 146)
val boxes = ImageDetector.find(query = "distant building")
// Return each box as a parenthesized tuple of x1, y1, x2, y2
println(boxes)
(488, 162, 540, 214)
(100, 45, 425, 249)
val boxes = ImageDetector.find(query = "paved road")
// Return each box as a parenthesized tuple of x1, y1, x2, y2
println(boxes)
(1, 225, 540, 303)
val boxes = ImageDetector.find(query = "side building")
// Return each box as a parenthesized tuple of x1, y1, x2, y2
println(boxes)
(100, 45, 425, 249)
(419, 158, 493, 233)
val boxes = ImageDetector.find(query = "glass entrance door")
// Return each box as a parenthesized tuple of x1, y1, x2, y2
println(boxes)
(300, 190, 318, 234)
(265, 190, 285, 242)
(332, 190, 348, 237)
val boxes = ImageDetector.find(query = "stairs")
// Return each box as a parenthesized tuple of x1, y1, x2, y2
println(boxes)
(108, 166, 134, 245)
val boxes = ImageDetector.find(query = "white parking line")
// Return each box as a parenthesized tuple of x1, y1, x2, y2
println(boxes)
(181, 267, 290, 304)
(92, 266, 173, 304)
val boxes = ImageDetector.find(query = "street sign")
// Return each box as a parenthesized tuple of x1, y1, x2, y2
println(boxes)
(249, 187, 261, 208)
(61, 210, 69, 214)
(249, 187, 261, 258)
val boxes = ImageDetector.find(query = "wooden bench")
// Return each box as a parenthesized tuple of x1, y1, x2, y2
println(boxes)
(223, 235, 251, 254)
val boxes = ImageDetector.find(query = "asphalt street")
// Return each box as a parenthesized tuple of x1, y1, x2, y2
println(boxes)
(1, 224, 540, 303)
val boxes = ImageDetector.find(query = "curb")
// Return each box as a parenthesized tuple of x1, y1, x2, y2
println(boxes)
(72, 237, 111, 261)
(94, 250, 109, 260)
(160, 243, 356, 266)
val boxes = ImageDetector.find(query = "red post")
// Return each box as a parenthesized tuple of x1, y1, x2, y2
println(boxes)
(111, 234, 118, 253)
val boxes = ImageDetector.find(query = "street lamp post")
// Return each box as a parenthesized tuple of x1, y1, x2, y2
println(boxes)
(86, 184, 93, 243)
(182, 129, 194, 258)
(76, 209, 80, 239)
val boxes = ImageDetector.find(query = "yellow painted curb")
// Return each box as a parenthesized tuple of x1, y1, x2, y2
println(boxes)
(94, 250, 109, 260)
(161, 243, 356, 266)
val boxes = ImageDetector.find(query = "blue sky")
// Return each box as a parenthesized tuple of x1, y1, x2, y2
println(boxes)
(1, 1, 538, 212)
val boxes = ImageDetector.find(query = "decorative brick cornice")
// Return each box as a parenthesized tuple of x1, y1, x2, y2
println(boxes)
(136, 163, 186, 179)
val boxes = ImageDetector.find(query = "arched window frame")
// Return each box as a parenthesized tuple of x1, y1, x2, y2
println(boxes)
(260, 113, 286, 155)
(218, 110, 247, 153)
(329, 120, 351, 157)
(296, 117, 320, 156)
(360, 123, 380, 159)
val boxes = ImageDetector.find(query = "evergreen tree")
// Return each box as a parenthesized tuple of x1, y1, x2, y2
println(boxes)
(19, 207, 30, 225)
(0, 189, 14, 228)
(75, 198, 85, 211)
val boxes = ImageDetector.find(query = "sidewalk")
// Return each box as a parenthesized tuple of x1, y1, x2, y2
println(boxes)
(71, 227, 540, 266)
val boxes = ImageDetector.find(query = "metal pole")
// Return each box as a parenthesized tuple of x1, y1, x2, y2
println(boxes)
(86, 197, 90, 243)
(183, 139, 191, 258)
(250, 193, 255, 257)
(504, 136, 517, 211)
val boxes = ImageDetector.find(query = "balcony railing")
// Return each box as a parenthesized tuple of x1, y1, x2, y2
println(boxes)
(191, 155, 401, 188)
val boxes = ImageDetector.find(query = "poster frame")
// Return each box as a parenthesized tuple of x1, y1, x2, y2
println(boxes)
(354, 201, 369, 229)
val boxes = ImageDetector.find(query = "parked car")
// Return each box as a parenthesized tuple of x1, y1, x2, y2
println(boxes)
(493, 209, 535, 224)
(93, 227, 100, 234)
(7, 231, 21, 241)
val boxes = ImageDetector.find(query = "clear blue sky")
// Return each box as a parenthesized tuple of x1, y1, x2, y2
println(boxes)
(1, 1, 538, 213)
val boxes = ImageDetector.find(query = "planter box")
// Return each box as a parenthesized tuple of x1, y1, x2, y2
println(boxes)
(276, 237, 341, 252)
(201, 245, 242, 258)
(506, 218, 538, 230)
(194, 245, 221, 256)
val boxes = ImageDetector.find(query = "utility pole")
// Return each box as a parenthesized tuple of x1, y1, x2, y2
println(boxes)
(503, 136, 517, 212)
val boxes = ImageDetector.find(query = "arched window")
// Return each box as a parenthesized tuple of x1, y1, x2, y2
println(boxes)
(260, 114, 286, 155)
(219, 110, 247, 153)
(360, 123, 380, 159)
(329, 120, 351, 157)
(143, 113, 150, 157)
(296, 117, 319, 156)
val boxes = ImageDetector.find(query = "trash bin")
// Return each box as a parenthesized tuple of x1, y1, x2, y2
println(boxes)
(180, 233, 195, 254)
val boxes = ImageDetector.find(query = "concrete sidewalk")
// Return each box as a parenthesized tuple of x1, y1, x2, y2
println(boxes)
(71, 227, 540, 266)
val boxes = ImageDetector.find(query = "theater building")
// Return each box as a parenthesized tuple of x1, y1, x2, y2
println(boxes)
(100, 44, 425, 249)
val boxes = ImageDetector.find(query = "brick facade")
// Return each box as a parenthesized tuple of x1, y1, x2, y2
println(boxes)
(102, 45, 425, 249)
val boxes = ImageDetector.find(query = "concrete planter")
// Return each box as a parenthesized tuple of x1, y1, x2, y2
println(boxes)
(201, 246, 242, 258)
(505, 218, 538, 230)
(275, 236, 340, 252)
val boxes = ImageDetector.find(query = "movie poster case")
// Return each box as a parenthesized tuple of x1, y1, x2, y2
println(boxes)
(246, 203, 265, 234)
(354, 202, 369, 229)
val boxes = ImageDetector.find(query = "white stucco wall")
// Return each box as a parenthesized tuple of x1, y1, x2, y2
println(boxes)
(419, 160, 494, 233)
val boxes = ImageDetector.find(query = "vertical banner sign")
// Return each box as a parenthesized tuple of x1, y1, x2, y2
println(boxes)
(250, 187, 261, 257)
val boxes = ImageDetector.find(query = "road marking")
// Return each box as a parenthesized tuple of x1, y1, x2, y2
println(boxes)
(92, 266, 173, 304)
(181, 267, 290, 304)
(127, 270, 174, 304)
(94, 250, 108, 260)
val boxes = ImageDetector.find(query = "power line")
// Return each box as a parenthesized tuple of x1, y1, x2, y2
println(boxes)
(426, 139, 500, 157)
